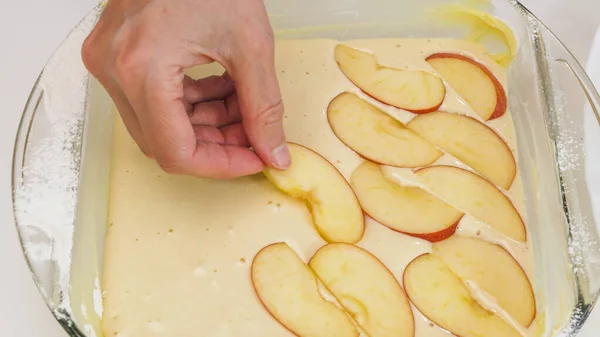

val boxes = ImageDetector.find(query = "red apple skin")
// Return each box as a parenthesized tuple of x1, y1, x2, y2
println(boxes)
(250, 243, 360, 337)
(309, 243, 417, 337)
(403, 253, 535, 336)
(409, 217, 461, 243)
(350, 151, 440, 169)
(325, 100, 442, 168)
(250, 243, 302, 337)
(334, 59, 446, 114)
(402, 253, 455, 335)
(426, 53, 507, 121)
(358, 86, 445, 115)
(365, 213, 463, 243)
(407, 111, 517, 189)
(489, 244, 537, 327)
(269, 142, 366, 243)
(402, 253, 470, 336)
(432, 238, 537, 327)
(413, 165, 526, 241)
(408, 100, 445, 115)
(517, 265, 537, 327)
(456, 113, 516, 187)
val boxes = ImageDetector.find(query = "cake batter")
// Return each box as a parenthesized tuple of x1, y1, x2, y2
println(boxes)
(102, 38, 539, 337)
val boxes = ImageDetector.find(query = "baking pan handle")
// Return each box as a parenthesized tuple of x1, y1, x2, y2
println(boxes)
(555, 58, 600, 127)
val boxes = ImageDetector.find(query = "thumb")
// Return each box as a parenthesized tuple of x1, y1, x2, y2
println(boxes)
(228, 42, 290, 170)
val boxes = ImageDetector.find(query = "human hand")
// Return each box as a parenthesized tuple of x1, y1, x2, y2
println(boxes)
(81, 0, 290, 179)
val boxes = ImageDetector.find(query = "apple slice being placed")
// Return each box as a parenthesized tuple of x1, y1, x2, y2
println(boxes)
(415, 166, 526, 242)
(251, 243, 359, 337)
(309, 243, 415, 337)
(403, 254, 521, 337)
(350, 161, 463, 242)
(335, 44, 446, 113)
(328, 92, 442, 167)
(263, 143, 364, 244)
(426, 53, 507, 121)
(407, 111, 516, 189)
(432, 236, 536, 327)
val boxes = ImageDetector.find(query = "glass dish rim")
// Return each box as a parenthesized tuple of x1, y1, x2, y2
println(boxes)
(10, 1, 600, 337)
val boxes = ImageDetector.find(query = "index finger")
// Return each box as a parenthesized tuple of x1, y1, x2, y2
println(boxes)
(225, 5, 291, 170)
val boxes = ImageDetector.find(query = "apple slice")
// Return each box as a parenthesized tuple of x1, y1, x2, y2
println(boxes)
(407, 111, 516, 189)
(415, 166, 526, 242)
(426, 53, 507, 121)
(327, 92, 442, 167)
(350, 161, 463, 242)
(263, 143, 364, 244)
(335, 44, 446, 113)
(432, 236, 536, 327)
(251, 243, 359, 337)
(309, 243, 415, 337)
(403, 254, 521, 337)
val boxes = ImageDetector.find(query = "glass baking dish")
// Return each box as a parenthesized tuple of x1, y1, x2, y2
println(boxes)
(11, 0, 600, 336)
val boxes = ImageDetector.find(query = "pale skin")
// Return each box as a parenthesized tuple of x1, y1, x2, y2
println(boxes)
(82, 0, 291, 179)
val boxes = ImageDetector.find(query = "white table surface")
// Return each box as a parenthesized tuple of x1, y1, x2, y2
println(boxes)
(1, 0, 599, 336)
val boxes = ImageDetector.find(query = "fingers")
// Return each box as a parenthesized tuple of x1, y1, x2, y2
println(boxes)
(193, 123, 249, 147)
(83, 0, 274, 180)
(188, 93, 242, 127)
(231, 64, 290, 169)
(220, 124, 249, 146)
(227, 26, 290, 169)
(183, 73, 235, 104)
(119, 64, 262, 179)
(190, 143, 264, 179)
(117, 62, 199, 174)
(104, 84, 152, 157)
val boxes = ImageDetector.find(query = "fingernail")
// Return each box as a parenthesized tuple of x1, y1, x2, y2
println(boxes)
(271, 143, 291, 169)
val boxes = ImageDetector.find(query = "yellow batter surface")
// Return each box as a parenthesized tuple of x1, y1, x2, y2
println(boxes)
(102, 38, 538, 337)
